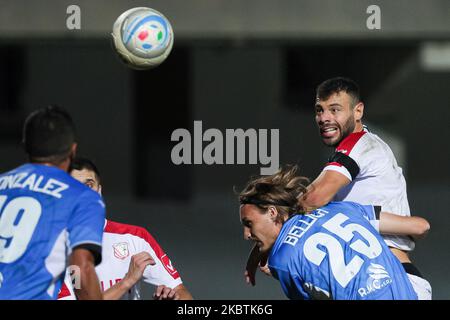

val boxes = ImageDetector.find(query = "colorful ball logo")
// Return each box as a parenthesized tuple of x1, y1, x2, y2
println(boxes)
(122, 14, 170, 59)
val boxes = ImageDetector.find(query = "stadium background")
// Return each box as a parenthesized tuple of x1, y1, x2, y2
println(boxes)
(0, 0, 449, 299)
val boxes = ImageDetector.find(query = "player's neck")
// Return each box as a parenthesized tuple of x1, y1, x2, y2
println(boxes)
(353, 121, 364, 133)
(32, 159, 70, 172)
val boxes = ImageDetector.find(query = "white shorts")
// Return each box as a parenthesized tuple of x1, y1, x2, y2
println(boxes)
(407, 273, 432, 300)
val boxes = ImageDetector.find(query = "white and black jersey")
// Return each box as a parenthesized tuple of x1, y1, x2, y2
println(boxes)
(322, 127, 414, 251)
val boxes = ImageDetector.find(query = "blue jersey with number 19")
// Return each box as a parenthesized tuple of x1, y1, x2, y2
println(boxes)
(0, 163, 105, 299)
(269, 201, 417, 300)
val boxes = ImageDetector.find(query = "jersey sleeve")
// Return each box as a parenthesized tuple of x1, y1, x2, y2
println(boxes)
(323, 152, 359, 181)
(355, 203, 382, 232)
(139, 230, 183, 289)
(67, 190, 105, 265)
(321, 131, 368, 181)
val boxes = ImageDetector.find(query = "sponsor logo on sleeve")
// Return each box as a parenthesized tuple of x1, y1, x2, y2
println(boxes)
(160, 254, 179, 277)
(358, 263, 392, 297)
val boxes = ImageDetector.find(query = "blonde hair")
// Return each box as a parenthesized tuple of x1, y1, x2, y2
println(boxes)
(239, 165, 309, 220)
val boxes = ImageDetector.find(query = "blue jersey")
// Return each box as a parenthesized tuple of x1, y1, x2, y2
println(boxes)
(0, 164, 105, 299)
(269, 201, 417, 300)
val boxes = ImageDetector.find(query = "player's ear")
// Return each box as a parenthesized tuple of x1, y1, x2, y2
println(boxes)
(354, 102, 364, 122)
(268, 206, 278, 220)
(70, 143, 78, 157)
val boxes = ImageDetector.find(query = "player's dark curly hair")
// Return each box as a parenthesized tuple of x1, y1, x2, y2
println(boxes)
(316, 77, 361, 107)
(22, 105, 76, 164)
(238, 165, 309, 222)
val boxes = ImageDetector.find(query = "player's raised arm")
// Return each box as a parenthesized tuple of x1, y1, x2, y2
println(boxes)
(358, 204, 430, 240)
(378, 212, 430, 240)
(300, 170, 350, 211)
(69, 248, 103, 300)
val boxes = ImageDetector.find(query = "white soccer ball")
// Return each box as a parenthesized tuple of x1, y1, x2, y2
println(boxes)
(111, 7, 174, 70)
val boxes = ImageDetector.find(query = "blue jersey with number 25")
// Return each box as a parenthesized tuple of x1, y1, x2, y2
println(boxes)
(269, 201, 417, 300)
(0, 164, 105, 299)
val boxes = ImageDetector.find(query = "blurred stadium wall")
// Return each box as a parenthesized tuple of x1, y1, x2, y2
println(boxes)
(0, 0, 449, 299)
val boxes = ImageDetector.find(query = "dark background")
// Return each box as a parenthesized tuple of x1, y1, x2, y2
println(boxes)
(0, 0, 449, 299)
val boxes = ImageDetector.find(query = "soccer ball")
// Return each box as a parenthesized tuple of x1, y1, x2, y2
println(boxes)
(111, 7, 174, 70)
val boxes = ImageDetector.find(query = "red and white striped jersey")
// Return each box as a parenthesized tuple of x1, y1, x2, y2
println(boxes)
(322, 127, 414, 251)
(58, 219, 182, 300)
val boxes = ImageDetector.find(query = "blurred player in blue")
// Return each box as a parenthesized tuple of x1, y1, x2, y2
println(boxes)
(0, 106, 105, 299)
(239, 165, 429, 299)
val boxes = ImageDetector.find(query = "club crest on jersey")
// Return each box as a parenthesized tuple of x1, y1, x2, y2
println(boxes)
(113, 242, 130, 260)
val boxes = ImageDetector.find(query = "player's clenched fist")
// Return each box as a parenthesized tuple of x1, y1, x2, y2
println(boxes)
(123, 252, 156, 288)
(153, 285, 180, 300)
